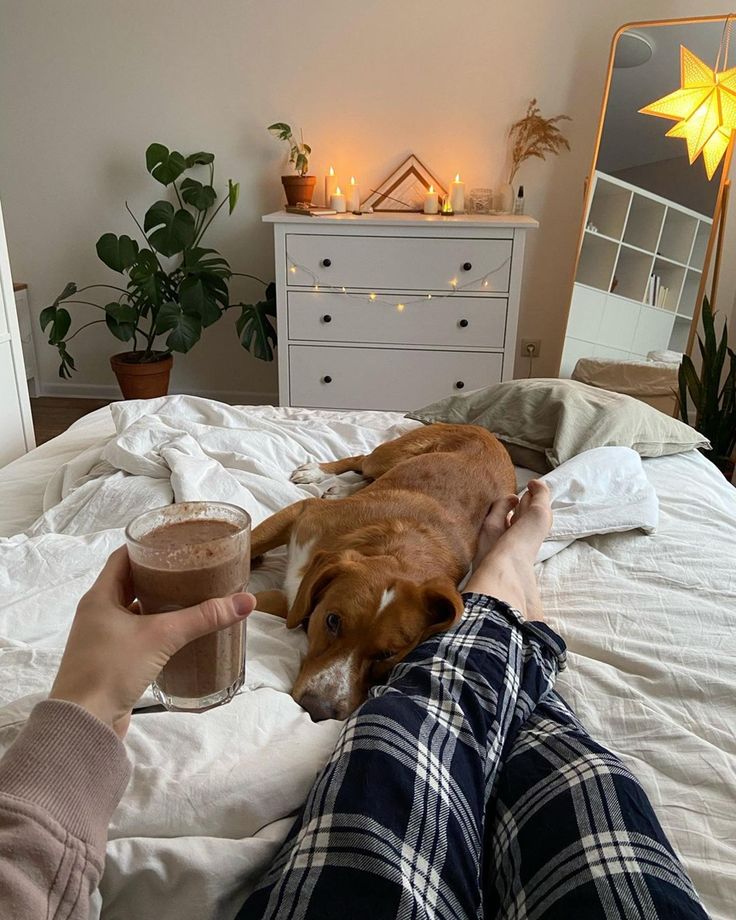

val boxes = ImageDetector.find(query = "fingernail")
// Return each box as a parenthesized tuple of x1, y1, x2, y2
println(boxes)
(233, 593, 255, 617)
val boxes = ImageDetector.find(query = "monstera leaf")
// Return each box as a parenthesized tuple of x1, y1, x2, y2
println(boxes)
(105, 302, 137, 342)
(155, 301, 202, 352)
(144, 201, 195, 257)
(236, 299, 277, 361)
(145, 143, 187, 185)
(96, 234, 139, 273)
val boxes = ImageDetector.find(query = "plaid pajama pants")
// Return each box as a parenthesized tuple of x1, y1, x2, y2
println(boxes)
(237, 593, 708, 920)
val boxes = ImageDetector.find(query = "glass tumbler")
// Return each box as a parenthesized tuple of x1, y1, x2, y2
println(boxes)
(126, 501, 251, 712)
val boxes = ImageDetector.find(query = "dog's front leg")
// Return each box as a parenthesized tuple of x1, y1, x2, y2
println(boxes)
(250, 499, 318, 559)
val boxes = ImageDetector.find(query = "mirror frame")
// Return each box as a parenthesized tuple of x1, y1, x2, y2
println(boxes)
(559, 15, 735, 375)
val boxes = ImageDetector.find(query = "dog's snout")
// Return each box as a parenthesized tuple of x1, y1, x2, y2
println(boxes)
(297, 692, 340, 722)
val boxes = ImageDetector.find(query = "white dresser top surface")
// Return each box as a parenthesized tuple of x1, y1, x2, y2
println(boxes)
(262, 210, 539, 229)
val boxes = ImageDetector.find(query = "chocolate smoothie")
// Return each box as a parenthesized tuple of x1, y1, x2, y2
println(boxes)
(127, 503, 251, 709)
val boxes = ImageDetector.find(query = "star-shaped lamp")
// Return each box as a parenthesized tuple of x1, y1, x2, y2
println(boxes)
(640, 45, 736, 179)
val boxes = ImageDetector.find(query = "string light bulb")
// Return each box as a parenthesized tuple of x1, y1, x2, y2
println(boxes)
(289, 265, 297, 274)
(450, 278, 458, 288)
(427, 293, 432, 299)
(369, 292, 377, 301)
(396, 303, 405, 312)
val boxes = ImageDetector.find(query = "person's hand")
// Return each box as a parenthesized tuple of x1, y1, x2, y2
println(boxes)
(49, 547, 255, 738)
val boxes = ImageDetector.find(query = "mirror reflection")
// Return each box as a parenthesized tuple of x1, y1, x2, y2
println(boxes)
(560, 19, 728, 379)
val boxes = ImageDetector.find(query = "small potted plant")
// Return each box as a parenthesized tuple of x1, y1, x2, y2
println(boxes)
(499, 99, 571, 212)
(40, 143, 277, 399)
(678, 296, 736, 479)
(268, 122, 315, 206)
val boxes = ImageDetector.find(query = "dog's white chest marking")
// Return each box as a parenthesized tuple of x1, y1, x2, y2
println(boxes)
(284, 537, 316, 607)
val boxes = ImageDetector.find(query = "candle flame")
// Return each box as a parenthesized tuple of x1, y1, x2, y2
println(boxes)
(335, 186, 342, 194)
(350, 176, 356, 185)
(329, 166, 335, 176)
(454, 174, 460, 182)
(429, 185, 434, 193)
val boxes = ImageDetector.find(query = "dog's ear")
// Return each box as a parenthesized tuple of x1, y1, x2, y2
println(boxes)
(418, 577, 464, 641)
(286, 550, 361, 629)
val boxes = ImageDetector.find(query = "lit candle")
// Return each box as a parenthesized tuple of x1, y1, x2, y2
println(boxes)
(330, 186, 347, 213)
(324, 165, 339, 207)
(423, 185, 439, 214)
(345, 176, 360, 212)
(450, 174, 465, 214)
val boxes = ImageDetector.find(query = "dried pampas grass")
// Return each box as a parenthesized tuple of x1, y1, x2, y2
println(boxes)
(508, 99, 571, 183)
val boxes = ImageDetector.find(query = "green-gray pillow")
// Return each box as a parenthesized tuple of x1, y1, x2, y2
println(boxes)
(407, 378, 710, 468)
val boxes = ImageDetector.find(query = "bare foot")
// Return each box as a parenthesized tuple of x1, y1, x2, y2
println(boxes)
(473, 494, 519, 566)
(465, 480, 552, 620)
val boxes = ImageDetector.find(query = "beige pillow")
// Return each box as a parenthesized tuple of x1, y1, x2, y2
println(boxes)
(407, 378, 710, 468)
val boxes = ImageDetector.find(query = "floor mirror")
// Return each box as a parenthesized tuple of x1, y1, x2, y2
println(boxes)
(559, 16, 734, 379)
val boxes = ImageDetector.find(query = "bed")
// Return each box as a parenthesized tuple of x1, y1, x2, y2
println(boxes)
(0, 396, 734, 919)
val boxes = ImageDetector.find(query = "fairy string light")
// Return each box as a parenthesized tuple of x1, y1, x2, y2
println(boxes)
(284, 253, 512, 311)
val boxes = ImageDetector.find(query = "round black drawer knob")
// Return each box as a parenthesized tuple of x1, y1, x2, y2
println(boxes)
(322, 375, 333, 384)
(455, 380, 465, 389)
(458, 318, 469, 328)
(462, 261, 472, 271)
(322, 314, 332, 323)
(321, 258, 332, 267)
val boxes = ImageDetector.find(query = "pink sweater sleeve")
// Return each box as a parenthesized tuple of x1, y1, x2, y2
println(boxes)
(0, 699, 131, 919)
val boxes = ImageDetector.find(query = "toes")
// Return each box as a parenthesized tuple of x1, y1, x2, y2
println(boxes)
(290, 461, 327, 484)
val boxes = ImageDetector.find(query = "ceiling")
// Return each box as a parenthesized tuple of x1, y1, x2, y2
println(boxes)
(597, 18, 729, 210)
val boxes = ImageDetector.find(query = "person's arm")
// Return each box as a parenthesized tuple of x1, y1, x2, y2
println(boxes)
(0, 547, 255, 920)
(0, 700, 129, 919)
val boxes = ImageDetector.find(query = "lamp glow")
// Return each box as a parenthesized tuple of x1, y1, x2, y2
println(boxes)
(640, 45, 736, 179)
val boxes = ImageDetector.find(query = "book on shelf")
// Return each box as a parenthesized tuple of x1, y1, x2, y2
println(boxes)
(656, 286, 669, 309)
(284, 205, 338, 216)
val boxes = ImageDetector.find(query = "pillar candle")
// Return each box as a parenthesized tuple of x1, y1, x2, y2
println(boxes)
(423, 185, 439, 214)
(346, 176, 361, 212)
(330, 186, 347, 213)
(450, 174, 465, 214)
(324, 166, 339, 207)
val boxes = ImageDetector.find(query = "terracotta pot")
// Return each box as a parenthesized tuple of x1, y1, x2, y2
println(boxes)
(281, 175, 317, 206)
(110, 351, 173, 399)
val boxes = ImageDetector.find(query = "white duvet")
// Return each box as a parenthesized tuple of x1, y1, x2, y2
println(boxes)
(0, 396, 735, 920)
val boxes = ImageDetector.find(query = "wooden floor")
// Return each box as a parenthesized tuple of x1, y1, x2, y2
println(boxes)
(30, 397, 113, 445)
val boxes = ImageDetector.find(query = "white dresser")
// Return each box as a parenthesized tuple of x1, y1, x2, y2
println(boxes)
(0, 201, 35, 466)
(262, 211, 537, 410)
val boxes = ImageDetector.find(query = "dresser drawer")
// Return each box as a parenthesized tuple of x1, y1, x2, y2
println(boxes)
(289, 345, 502, 411)
(287, 291, 507, 348)
(285, 234, 513, 293)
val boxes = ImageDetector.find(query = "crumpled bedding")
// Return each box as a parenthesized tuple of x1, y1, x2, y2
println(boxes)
(0, 396, 733, 919)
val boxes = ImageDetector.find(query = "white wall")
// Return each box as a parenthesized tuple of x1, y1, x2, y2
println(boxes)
(1, 0, 734, 401)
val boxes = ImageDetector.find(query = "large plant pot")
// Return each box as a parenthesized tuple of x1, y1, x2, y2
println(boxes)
(110, 351, 173, 399)
(281, 175, 316, 206)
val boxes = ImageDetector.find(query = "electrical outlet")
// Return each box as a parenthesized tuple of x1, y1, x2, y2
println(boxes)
(520, 338, 541, 359)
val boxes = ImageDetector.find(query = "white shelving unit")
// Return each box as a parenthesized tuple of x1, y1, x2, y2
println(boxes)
(561, 171, 712, 377)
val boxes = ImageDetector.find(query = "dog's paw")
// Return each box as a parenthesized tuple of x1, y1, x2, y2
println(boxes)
(323, 478, 368, 499)
(290, 461, 327, 484)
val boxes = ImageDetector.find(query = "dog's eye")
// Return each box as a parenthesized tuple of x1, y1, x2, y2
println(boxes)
(372, 650, 395, 662)
(325, 612, 341, 634)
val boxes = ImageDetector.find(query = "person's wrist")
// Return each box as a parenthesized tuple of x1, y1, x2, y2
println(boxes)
(48, 683, 117, 729)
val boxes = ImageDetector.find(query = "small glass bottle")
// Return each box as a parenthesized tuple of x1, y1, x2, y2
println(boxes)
(513, 185, 525, 215)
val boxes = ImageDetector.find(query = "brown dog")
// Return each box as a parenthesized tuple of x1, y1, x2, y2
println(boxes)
(251, 423, 515, 721)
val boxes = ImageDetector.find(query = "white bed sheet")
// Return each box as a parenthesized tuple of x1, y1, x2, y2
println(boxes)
(0, 398, 734, 919)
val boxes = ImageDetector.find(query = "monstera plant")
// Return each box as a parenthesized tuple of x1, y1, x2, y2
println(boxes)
(40, 143, 276, 398)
